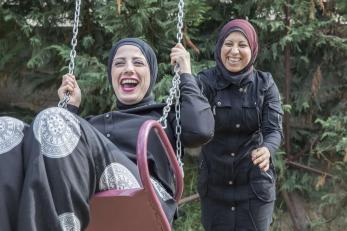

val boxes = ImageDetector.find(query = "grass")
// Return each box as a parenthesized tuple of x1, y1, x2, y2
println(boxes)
(174, 155, 204, 231)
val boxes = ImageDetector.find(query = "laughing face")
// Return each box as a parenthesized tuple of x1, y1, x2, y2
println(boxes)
(111, 45, 151, 105)
(220, 31, 252, 73)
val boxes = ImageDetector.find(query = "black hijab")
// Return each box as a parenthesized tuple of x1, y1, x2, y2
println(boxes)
(107, 38, 158, 110)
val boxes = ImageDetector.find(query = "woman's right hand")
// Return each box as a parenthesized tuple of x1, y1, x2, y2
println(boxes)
(170, 43, 192, 74)
(57, 74, 81, 107)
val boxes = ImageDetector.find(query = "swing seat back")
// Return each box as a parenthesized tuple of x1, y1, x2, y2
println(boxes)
(86, 120, 184, 231)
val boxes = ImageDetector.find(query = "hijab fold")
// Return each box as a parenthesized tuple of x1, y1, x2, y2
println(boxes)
(107, 38, 158, 110)
(214, 19, 259, 87)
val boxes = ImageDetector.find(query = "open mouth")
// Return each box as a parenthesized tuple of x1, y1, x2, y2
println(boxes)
(120, 78, 139, 92)
(227, 57, 241, 64)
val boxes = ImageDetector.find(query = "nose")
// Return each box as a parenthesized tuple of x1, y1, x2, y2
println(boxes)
(230, 46, 239, 54)
(123, 61, 135, 75)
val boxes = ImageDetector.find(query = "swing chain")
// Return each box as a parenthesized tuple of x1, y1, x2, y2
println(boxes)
(174, 70, 183, 170)
(58, 0, 81, 108)
(158, 0, 184, 171)
(58, 0, 184, 171)
(176, 0, 184, 43)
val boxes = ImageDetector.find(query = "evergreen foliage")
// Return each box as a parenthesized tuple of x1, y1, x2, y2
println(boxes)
(1, 0, 347, 229)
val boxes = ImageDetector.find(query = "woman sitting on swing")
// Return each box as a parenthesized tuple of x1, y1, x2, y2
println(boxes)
(16, 38, 214, 230)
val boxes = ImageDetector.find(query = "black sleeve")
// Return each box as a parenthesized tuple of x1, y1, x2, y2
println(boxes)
(66, 105, 95, 121)
(261, 80, 283, 159)
(196, 71, 215, 104)
(67, 104, 80, 114)
(172, 73, 214, 148)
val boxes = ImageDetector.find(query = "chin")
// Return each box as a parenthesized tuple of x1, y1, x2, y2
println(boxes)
(120, 100, 136, 105)
(227, 68, 242, 73)
(119, 97, 143, 105)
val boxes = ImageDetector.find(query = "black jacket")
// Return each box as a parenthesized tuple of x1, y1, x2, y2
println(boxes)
(69, 73, 214, 195)
(197, 67, 283, 203)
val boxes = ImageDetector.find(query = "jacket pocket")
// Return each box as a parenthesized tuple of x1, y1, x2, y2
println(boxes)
(249, 164, 276, 202)
(267, 102, 283, 129)
(242, 104, 260, 131)
(213, 103, 233, 132)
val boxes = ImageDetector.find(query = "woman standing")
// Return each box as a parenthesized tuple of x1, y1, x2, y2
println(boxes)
(17, 38, 214, 231)
(197, 19, 283, 231)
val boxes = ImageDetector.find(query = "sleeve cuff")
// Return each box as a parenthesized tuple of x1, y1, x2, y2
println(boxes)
(263, 143, 276, 163)
(67, 104, 80, 114)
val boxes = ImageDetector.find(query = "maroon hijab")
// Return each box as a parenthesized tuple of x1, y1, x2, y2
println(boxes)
(214, 19, 259, 87)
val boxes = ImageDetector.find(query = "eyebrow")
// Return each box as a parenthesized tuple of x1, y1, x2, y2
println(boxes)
(224, 39, 248, 43)
(113, 56, 146, 61)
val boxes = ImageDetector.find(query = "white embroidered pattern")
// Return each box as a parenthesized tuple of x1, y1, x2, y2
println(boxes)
(99, 163, 141, 191)
(58, 213, 81, 231)
(150, 177, 172, 202)
(33, 107, 81, 158)
(0, 117, 24, 155)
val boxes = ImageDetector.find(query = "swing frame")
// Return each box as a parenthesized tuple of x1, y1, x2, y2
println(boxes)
(86, 120, 184, 231)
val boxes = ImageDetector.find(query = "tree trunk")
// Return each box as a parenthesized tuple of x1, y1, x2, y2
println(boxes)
(282, 2, 310, 231)
(282, 191, 310, 231)
(283, 1, 292, 157)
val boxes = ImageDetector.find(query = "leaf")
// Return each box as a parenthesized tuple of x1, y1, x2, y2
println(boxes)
(282, 104, 292, 113)
(302, 101, 310, 110)
(321, 131, 337, 140)
(315, 174, 326, 190)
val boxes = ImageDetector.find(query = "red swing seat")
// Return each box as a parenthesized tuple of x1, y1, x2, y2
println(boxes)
(86, 120, 184, 231)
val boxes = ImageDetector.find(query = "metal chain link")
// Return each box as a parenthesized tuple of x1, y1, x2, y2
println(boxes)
(58, 0, 81, 108)
(58, 0, 184, 171)
(176, 0, 184, 43)
(158, 0, 185, 172)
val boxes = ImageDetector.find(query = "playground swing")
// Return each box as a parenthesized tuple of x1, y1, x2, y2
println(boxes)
(57, 0, 185, 230)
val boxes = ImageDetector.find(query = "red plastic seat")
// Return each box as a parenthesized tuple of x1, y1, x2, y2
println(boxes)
(86, 120, 184, 231)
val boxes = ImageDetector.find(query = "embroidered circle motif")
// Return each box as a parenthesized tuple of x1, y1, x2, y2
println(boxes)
(150, 177, 172, 202)
(0, 117, 24, 155)
(99, 163, 141, 191)
(58, 213, 81, 231)
(33, 107, 81, 158)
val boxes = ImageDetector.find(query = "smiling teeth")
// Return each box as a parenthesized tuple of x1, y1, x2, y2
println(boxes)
(121, 79, 138, 84)
(228, 57, 240, 62)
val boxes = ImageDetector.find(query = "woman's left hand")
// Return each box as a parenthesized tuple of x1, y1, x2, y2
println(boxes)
(251, 147, 271, 172)
(170, 43, 191, 74)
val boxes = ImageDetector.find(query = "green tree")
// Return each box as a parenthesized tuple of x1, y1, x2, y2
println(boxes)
(1, 0, 347, 230)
